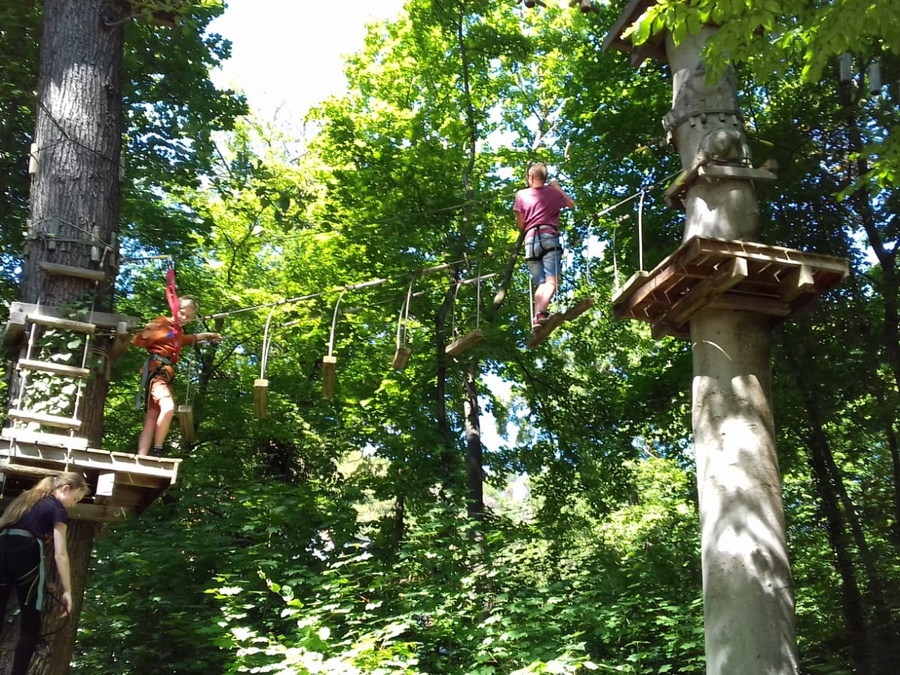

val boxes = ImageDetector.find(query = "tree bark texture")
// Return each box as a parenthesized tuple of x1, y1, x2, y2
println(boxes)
(1, 1, 125, 673)
(666, 27, 799, 675)
(463, 364, 484, 520)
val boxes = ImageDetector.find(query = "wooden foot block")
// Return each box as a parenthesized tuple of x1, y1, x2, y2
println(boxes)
(178, 404, 195, 443)
(253, 379, 269, 419)
(322, 355, 337, 399)
(392, 347, 411, 370)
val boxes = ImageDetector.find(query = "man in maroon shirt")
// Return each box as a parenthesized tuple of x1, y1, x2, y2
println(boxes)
(513, 163, 575, 330)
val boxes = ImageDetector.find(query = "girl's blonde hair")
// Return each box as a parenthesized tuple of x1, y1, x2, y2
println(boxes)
(0, 472, 90, 530)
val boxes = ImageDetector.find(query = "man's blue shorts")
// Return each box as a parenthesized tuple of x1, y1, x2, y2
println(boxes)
(525, 233, 561, 286)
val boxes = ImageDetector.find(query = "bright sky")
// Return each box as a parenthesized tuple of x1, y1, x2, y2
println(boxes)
(208, 0, 407, 124)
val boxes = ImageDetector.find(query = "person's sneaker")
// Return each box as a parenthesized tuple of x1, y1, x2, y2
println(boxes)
(537, 311, 553, 325)
(151, 445, 165, 458)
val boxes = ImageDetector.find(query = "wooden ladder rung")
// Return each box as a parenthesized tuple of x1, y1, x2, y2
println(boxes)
(39, 262, 107, 282)
(1, 427, 88, 451)
(25, 313, 96, 334)
(18, 359, 91, 379)
(6, 409, 82, 431)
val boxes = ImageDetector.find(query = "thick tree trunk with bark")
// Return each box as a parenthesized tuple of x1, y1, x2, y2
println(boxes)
(0, 1, 125, 673)
(666, 28, 799, 674)
(463, 364, 484, 520)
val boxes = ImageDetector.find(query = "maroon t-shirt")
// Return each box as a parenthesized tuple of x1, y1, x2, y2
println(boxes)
(513, 186, 569, 237)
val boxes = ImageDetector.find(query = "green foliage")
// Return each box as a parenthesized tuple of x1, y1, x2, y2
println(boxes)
(3, 0, 900, 673)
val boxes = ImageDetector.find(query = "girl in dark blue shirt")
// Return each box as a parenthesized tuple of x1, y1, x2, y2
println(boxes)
(0, 472, 89, 675)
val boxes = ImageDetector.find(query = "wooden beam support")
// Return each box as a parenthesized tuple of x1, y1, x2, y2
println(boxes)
(659, 257, 748, 329)
(780, 264, 816, 303)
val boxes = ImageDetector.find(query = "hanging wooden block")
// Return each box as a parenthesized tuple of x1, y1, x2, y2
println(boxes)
(253, 378, 269, 419)
(29, 143, 38, 174)
(445, 329, 484, 357)
(178, 404, 195, 443)
(391, 346, 411, 370)
(321, 356, 337, 399)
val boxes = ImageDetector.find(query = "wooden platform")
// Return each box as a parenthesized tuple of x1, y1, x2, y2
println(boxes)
(0, 431, 181, 521)
(612, 237, 850, 339)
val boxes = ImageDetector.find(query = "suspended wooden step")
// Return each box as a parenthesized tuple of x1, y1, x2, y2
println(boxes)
(322, 356, 337, 399)
(17, 359, 91, 379)
(611, 236, 850, 340)
(253, 378, 269, 419)
(445, 329, 485, 357)
(527, 298, 596, 349)
(391, 346, 411, 370)
(178, 404, 195, 443)
(6, 409, 82, 431)
(39, 261, 107, 282)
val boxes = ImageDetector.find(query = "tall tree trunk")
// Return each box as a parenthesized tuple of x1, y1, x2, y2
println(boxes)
(463, 364, 484, 520)
(783, 345, 870, 671)
(1, 1, 125, 672)
(666, 28, 799, 674)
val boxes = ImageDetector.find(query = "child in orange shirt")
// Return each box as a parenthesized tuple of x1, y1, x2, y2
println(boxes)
(132, 296, 220, 456)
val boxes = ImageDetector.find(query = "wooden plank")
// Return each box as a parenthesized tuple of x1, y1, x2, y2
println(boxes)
(611, 270, 650, 306)
(7, 409, 82, 430)
(10, 302, 140, 332)
(39, 261, 107, 282)
(178, 404, 195, 443)
(69, 503, 129, 523)
(527, 299, 594, 349)
(391, 347, 411, 370)
(322, 355, 337, 399)
(445, 329, 485, 356)
(780, 264, 816, 303)
(253, 379, 269, 419)
(562, 297, 596, 322)
(25, 313, 95, 334)
(18, 358, 91, 379)
(526, 313, 567, 349)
